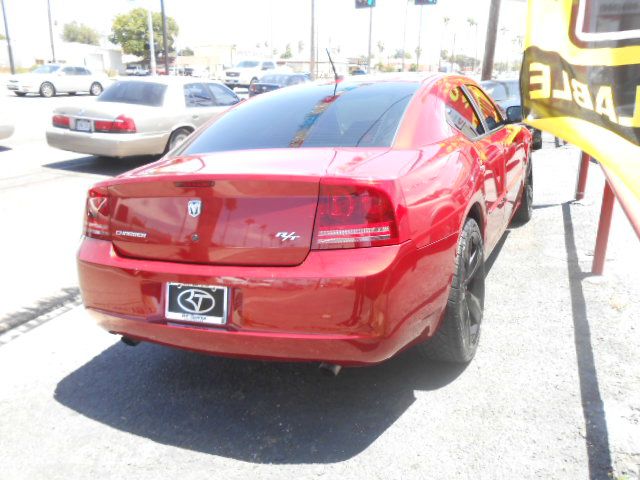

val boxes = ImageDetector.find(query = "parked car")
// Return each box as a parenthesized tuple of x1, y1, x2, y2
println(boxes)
(77, 74, 532, 368)
(351, 68, 367, 75)
(480, 79, 542, 150)
(46, 77, 240, 158)
(224, 59, 276, 89)
(0, 122, 14, 141)
(248, 72, 311, 97)
(6, 64, 107, 98)
(125, 65, 149, 76)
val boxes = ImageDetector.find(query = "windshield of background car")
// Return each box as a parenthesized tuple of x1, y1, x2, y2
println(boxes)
(236, 61, 259, 68)
(183, 82, 418, 154)
(259, 75, 290, 84)
(98, 81, 167, 107)
(32, 65, 60, 74)
(480, 81, 508, 102)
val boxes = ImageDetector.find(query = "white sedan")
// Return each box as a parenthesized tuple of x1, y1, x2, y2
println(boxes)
(6, 64, 108, 98)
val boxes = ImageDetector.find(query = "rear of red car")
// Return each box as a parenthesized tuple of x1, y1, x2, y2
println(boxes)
(77, 79, 456, 365)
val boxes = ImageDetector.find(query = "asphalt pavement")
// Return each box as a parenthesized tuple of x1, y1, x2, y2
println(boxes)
(0, 87, 638, 480)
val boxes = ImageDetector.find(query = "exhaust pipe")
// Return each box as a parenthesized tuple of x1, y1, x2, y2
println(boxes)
(319, 362, 342, 376)
(120, 336, 140, 347)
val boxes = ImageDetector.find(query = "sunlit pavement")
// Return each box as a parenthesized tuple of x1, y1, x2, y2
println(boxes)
(0, 89, 638, 480)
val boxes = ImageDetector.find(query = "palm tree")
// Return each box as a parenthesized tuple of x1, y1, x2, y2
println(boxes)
(467, 17, 478, 72)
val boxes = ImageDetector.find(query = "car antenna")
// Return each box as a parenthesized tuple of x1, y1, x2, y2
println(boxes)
(326, 48, 340, 83)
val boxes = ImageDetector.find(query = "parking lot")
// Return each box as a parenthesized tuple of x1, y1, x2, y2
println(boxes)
(0, 86, 639, 480)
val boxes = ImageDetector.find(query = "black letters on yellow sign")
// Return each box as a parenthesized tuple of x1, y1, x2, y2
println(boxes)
(521, 47, 640, 146)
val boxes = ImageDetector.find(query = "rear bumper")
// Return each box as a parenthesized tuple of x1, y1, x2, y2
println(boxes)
(46, 128, 168, 157)
(77, 236, 456, 365)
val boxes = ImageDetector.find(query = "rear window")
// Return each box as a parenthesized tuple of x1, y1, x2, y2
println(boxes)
(184, 82, 418, 154)
(98, 81, 167, 107)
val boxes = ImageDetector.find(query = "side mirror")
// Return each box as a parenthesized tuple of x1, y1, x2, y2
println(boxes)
(506, 105, 523, 123)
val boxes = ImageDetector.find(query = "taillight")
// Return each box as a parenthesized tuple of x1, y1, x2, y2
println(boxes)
(94, 115, 136, 133)
(249, 84, 258, 93)
(83, 187, 111, 240)
(311, 183, 399, 249)
(52, 114, 70, 128)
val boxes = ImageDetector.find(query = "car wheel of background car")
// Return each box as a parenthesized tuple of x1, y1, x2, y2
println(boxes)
(532, 130, 543, 150)
(90, 82, 103, 96)
(14, 92, 26, 97)
(39, 82, 55, 98)
(421, 218, 485, 363)
(513, 158, 533, 225)
(167, 127, 193, 151)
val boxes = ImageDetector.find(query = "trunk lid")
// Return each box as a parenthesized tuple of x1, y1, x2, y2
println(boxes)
(108, 149, 336, 266)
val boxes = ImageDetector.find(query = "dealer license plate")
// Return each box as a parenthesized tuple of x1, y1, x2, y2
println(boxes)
(165, 282, 228, 325)
(75, 119, 92, 132)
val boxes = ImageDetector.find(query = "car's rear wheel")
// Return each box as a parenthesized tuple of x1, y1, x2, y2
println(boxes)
(513, 158, 533, 224)
(39, 82, 55, 98)
(421, 218, 485, 363)
(167, 127, 192, 152)
(90, 82, 103, 96)
(14, 92, 26, 97)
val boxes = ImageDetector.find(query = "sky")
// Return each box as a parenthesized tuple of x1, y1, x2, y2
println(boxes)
(1, 0, 527, 66)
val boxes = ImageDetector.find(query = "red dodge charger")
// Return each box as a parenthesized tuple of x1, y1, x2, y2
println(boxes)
(77, 74, 532, 368)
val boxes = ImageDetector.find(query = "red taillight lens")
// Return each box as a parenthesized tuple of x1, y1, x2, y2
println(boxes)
(249, 84, 257, 93)
(94, 115, 136, 133)
(312, 183, 399, 250)
(83, 187, 111, 240)
(52, 115, 70, 128)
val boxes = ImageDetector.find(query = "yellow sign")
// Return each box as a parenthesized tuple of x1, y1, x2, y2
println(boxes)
(522, 0, 640, 229)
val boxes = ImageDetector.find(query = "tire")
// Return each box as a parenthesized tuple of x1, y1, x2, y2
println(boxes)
(513, 158, 533, 224)
(39, 82, 55, 98)
(90, 82, 103, 96)
(14, 92, 27, 97)
(167, 127, 192, 152)
(421, 218, 485, 363)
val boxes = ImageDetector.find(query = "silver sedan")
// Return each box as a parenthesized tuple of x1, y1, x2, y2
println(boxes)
(46, 77, 241, 158)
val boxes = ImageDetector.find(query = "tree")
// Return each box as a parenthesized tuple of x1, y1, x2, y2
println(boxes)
(466, 17, 478, 71)
(62, 22, 100, 46)
(297, 40, 304, 54)
(109, 8, 179, 62)
(178, 47, 194, 56)
(377, 40, 384, 55)
(280, 43, 293, 59)
(393, 49, 411, 60)
(0, 34, 5, 41)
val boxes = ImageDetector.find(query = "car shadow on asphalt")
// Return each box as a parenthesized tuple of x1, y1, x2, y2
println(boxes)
(43, 155, 159, 177)
(54, 343, 467, 464)
(0, 146, 11, 153)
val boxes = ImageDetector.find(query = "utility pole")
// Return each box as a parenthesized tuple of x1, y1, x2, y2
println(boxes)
(0, 0, 15, 74)
(160, 0, 169, 74)
(367, 6, 373, 73)
(481, 0, 501, 80)
(416, 5, 423, 70)
(401, 0, 409, 72)
(147, 8, 156, 75)
(310, 0, 315, 80)
(46, 0, 56, 62)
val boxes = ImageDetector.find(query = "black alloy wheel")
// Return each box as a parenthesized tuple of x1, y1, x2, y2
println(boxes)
(421, 218, 485, 363)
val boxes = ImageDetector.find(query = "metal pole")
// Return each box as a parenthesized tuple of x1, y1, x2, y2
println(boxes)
(160, 0, 169, 74)
(310, 0, 315, 80)
(0, 0, 15, 74)
(401, 0, 408, 72)
(47, 0, 56, 62)
(416, 5, 423, 70)
(147, 8, 156, 75)
(367, 6, 373, 73)
(481, 0, 501, 80)
(592, 181, 615, 275)
(575, 151, 591, 201)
